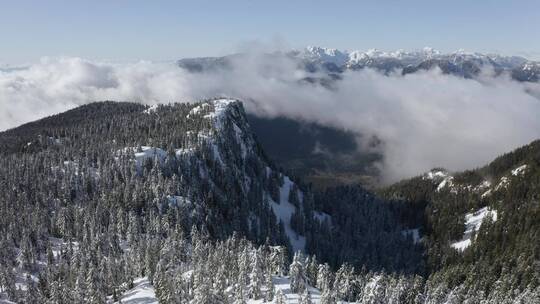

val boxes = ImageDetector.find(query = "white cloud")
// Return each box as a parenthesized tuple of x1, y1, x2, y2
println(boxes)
(1, 54, 539, 183)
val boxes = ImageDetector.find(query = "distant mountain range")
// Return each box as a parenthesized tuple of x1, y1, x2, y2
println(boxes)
(178, 46, 540, 82)
(176, 48, 540, 190)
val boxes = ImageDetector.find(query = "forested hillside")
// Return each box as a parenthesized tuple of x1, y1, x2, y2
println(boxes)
(381, 141, 540, 301)
(0, 99, 538, 303)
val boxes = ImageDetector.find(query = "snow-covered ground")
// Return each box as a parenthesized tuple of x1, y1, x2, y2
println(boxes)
(511, 164, 528, 176)
(247, 276, 322, 304)
(115, 276, 325, 304)
(143, 104, 158, 114)
(167, 195, 192, 206)
(436, 176, 454, 192)
(118, 146, 167, 171)
(113, 277, 158, 304)
(424, 170, 448, 180)
(269, 176, 306, 253)
(451, 207, 498, 251)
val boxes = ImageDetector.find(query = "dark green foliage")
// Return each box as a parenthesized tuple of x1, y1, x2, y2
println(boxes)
(0, 100, 537, 302)
(309, 185, 424, 274)
(380, 140, 540, 296)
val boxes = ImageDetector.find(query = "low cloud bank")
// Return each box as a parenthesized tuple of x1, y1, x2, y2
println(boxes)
(1, 53, 539, 182)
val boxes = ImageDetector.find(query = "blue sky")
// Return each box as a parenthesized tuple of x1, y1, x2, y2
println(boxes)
(1, 0, 539, 64)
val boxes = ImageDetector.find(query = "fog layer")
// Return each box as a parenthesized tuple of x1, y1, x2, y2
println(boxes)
(1, 54, 539, 182)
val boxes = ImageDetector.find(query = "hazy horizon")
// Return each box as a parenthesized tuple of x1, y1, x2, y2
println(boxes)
(1, 0, 540, 65)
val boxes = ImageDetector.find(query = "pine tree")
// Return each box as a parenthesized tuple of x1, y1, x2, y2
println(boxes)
(191, 281, 211, 304)
(299, 288, 313, 304)
(238, 247, 250, 287)
(86, 265, 106, 304)
(334, 263, 355, 301)
(317, 263, 332, 291)
(232, 283, 247, 304)
(305, 255, 319, 286)
(264, 270, 275, 302)
(154, 260, 173, 303)
(275, 288, 287, 304)
(73, 263, 86, 302)
(23, 274, 42, 304)
(320, 288, 337, 304)
(49, 280, 66, 304)
(0, 266, 17, 300)
(248, 250, 263, 299)
(289, 252, 306, 293)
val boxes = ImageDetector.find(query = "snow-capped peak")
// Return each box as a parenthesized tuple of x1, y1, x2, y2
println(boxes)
(293, 46, 531, 71)
(422, 46, 441, 57)
(299, 46, 445, 65)
(303, 46, 349, 66)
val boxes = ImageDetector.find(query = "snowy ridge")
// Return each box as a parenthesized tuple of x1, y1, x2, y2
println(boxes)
(451, 207, 498, 251)
(120, 99, 245, 169)
(422, 169, 456, 193)
(202, 99, 237, 127)
(424, 169, 449, 180)
(178, 47, 538, 82)
(426, 163, 528, 197)
(295, 46, 529, 69)
(301, 46, 349, 66)
(196, 100, 312, 251)
(436, 176, 453, 192)
(120, 100, 311, 253)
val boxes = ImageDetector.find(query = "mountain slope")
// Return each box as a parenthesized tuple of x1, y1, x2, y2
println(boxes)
(381, 139, 540, 296)
(0, 100, 538, 303)
(0, 99, 315, 251)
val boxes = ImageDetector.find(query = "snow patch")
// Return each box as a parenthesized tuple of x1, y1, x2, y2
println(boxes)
(269, 176, 306, 253)
(203, 99, 237, 129)
(451, 207, 497, 251)
(247, 276, 322, 304)
(495, 176, 509, 191)
(118, 146, 167, 170)
(143, 104, 158, 114)
(424, 170, 448, 180)
(511, 164, 528, 176)
(436, 176, 454, 192)
(481, 189, 492, 198)
(113, 277, 158, 304)
(175, 147, 195, 157)
(167, 195, 191, 206)
(188, 102, 210, 116)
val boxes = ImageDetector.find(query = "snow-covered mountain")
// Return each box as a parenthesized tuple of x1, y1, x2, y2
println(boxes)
(178, 46, 539, 81)
(1, 99, 539, 303)
(294, 46, 528, 70)
(0, 99, 424, 303)
(134, 99, 315, 253)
